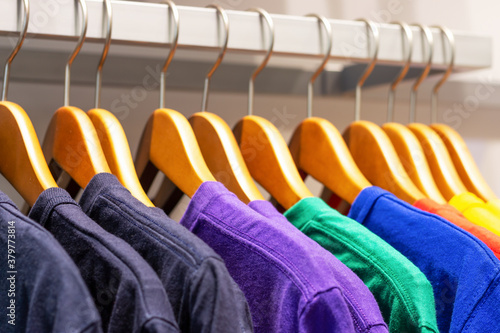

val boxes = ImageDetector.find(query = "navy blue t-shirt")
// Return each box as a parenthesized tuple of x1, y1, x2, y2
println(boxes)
(348, 186, 500, 333)
(0, 191, 102, 333)
(79, 173, 253, 333)
(29, 187, 179, 333)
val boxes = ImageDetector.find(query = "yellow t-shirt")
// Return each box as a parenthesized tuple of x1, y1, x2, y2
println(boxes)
(486, 199, 500, 217)
(449, 192, 500, 237)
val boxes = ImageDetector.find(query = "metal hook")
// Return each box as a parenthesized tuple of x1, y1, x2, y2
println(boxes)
(430, 26, 455, 123)
(354, 19, 379, 121)
(409, 24, 433, 123)
(247, 8, 274, 116)
(306, 14, 332, 118)
(2, 0, 29, 101)
(65, 0, 88, 106)
(160, 0, 180, 109)
(387, 21, 412, 122)
(201, 4, 229, 112)
(94, 0, 112, 108)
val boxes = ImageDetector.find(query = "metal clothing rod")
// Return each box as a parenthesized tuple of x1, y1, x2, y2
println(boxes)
(0, 1, 491, 71)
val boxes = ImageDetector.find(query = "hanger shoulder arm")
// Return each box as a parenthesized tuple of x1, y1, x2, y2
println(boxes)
(234, 115, 313, 209)
(345, 121, 425, 204)
(88, 108, 154, 207)
(431, 123, 497, 201)
(42, 106, 111, 190)
(0, 102, 57, 206)
(289, 117, 370, 204)
(408, 123, 468, 200)
(382, 122, 446, 204)
(190, 112, 264, 203)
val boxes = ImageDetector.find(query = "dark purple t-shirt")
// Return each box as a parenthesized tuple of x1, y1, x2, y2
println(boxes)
(180, 181, 386, 333)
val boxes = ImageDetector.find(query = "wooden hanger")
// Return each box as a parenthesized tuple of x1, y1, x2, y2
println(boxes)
(135, 2, 215, 209)
(431, 123, 497, 201)
(0, 0, 57, 207)
(406, 26, 468, 200)
(288, 14, 370, 205)
(89, 109, 154, 206)
(234, 116, 313, 209)
(86, 0, 153, 206)
(232, 9, 313, 210)
(343, 20, 425, 204)
(42, 0, 111, 191)
(382, 23, 446, 204)
(426, 28, 496, 201)
(189, 6, 264, 203)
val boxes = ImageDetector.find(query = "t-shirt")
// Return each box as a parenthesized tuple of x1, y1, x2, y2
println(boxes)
(0, 191, 102, 333)
(414, 198, 500, 260)
(449, 192, 500, 236)
(282, 197, 438, 333)
(348, 186, 500, 333)
(180, 181, 388, 333)
(79, 173, 253, 333)
(486, 198, 500, 216)
(29, 187, 179, 333)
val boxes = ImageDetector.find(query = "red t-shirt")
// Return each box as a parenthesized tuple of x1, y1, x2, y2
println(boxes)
(414, 198, 500, 260)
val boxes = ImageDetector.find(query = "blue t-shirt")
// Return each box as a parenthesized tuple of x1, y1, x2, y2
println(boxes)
(348, 186, 500, 333)
(0, 191, 102, 333)
(79, 173, 253, 333)
(29, 187, 179, 333)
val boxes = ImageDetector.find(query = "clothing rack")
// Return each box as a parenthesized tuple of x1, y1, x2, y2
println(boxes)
(0, 0, 492, 95)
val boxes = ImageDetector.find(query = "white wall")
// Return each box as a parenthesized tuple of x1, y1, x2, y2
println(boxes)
(2, 0, 500, 213)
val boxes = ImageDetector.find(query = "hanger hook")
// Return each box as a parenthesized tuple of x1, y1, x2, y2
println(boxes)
(201, 4, 229, 112)
(387, 21, 413, 122)
(306, 14, 332, 118)
(409, 24, 433, 123)
(2, 0, 29, 101)
(354, 19, 379, 121)
(65, 0, 88, 107)
(94, 0, 112, 109)
(246, 8, 274, 116)
(430, 25, 455, 123)
(159, 0, 179, 109)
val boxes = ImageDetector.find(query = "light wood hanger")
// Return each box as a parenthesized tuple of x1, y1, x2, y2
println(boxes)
(233, 8, 313, 210)
(382, 23, 446, 204)
(135, 1, 215, 210)
(426, 28, 497, 201)
(406, 26, 468, 200)
(87, 0, 153, 206)
(431, 123, 497, 201)
(0, 0, 58, 207)
(189, 6, 264, 203)
(343, 19, 425, 204)
(41, 0, 111, 192)
(288, 14, 371, 205)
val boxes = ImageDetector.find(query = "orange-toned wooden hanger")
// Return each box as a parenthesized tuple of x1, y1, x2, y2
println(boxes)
(0, 0, 58, 207)
(382, 23, 446, 204)
(41, 0, 111, 193)
(233, 8, 313, 210)
(426, 28, 497, 201)
(288, 14, 371, 205)
(189, 6, 264, 204)
(135, 2, 215, 211)
(343, 19, 425, 204)
(406, 26, 468, 200)
(431, 123, 497, 201)
(87, 0, 153, 206)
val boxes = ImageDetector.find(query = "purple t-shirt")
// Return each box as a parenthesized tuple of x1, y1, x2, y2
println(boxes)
(248, 199, 388, 332)
(180, 181, 387, 333)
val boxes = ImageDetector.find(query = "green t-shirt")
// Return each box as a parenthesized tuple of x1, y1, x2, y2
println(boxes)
(284, 197, 438, 333)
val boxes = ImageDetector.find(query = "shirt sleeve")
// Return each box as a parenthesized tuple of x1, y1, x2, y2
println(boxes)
(299, 288, 356, 333)
(188, 257, 254, 333)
